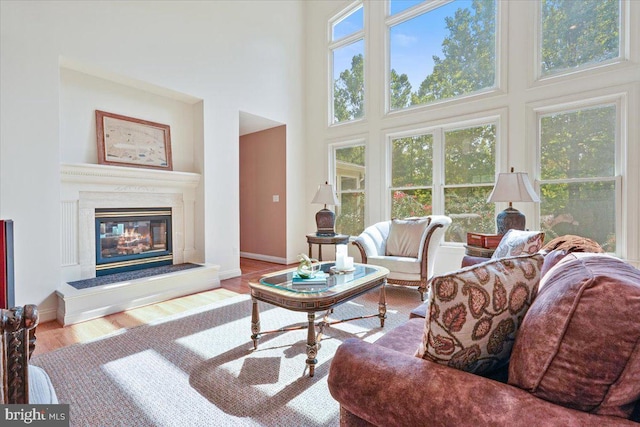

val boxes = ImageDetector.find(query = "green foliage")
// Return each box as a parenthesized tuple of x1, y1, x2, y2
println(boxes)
(414, 0, 496, 105)
(391, 134, 433, 187)
(334, 53, 364, 123)
(541, 0, 619, 75)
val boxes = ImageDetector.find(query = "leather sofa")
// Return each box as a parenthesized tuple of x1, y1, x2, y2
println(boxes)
(328, 251, 640, 426)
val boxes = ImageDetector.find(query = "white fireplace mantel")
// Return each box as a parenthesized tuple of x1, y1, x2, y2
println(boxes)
(61, 162, 201, 189)
(57, 162, 218, 325)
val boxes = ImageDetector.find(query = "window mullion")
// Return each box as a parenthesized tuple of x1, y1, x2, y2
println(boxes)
(432, 129, 444, 214)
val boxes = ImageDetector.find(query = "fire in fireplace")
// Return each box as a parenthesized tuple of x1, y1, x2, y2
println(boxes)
(95, 208, 172, 276)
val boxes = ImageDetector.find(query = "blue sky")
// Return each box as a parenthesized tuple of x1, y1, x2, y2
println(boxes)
(333, 1, 473, 90)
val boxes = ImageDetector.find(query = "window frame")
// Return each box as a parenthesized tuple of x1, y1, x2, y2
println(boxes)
(531, 92, 625, 254)
(330, 138, 368, 235)
(532, 0, 629, 84)
(384, 0, 505, 115)
(385, 113, 504, 243)
(328, 1, 366, 127)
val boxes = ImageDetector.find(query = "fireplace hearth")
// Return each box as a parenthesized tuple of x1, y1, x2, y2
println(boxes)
(95, 208, 172, 276)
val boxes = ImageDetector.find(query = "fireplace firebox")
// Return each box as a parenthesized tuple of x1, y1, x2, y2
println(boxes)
(95, 208, 172, 276)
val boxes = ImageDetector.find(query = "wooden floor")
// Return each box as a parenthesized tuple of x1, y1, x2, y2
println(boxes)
(34, 258, 291, 356)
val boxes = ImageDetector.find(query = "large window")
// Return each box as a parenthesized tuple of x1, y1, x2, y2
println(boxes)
(538, 103, 618, 252)
(389, 122, 496, 242)
(331, 3, 365, 124)
(388, 0, 497, 111)
(334, 144, 366, 235)
(539, 0, 621, 78)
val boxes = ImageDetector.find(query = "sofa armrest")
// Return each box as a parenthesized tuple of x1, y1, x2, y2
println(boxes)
(328, 338, 636, 427)
(461, 255, 490, 267)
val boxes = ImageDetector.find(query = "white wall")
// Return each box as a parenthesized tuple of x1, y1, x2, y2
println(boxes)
(59, 68, 197, 172)
(305, 0, 640, 273)
(1, 1, 308, 320)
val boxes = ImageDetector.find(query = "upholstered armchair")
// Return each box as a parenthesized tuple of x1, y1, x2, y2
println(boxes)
(353, 215, 452, 300)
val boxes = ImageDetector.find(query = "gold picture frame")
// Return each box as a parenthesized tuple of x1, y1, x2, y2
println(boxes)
(96, 110, 173, 170)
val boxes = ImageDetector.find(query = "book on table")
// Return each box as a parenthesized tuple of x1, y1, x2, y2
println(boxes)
(292, 271, 328, 285)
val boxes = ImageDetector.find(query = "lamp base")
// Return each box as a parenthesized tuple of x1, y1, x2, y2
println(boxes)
(496, 207, 526, 235)
(315, 208, 336, 236)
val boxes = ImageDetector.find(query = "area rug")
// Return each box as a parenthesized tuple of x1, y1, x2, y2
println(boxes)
(32, 285, 423, 427)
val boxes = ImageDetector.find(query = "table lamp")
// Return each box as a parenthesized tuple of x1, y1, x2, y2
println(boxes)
(311, 181, 340, 236)
(487, 167, 540, 235)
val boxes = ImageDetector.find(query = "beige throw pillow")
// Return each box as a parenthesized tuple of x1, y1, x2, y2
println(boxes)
(416, 253, 543, 375)
(385, 217, 430, 258)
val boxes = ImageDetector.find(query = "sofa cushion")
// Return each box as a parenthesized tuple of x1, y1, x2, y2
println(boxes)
(386, 217, 430, 258)
(416, 253, 543, 374)
(508, 254, 640, 419)
(492, 229, 545, 259)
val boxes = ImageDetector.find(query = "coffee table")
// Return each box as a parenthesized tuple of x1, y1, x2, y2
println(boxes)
(248, 262, 389, 377)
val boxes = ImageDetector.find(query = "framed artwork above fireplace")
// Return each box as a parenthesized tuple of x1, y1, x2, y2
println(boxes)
(95, 110, 173, 170)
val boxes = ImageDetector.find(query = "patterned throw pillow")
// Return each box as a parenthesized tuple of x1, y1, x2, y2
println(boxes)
(385, 217, 430, 258)
(416, 253, 544, 375)
(492, 229, 545, 259)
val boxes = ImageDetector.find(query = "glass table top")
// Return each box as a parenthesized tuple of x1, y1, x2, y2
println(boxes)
(259, 263, 380, 293)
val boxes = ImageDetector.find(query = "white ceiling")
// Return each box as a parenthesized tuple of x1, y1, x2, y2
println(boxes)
(239, 111, 284, 136)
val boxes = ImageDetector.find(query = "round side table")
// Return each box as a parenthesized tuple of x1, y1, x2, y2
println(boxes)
(306, 234, 350, 261)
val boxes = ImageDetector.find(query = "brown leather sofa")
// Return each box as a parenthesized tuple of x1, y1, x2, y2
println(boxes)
(328, 252, 640, 426)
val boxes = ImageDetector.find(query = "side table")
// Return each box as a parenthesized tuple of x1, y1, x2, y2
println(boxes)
(463, 244, 496, 258)
(306, 233, 350, 261)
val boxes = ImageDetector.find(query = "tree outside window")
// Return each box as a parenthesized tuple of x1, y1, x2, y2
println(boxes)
(540, 0, 620, 77)
(389, 123, 495, 242)
(388, 0, 497, 111)
(539, 104, 617, 251)
(334, 145, 366, 236)
(331, 3, 365, 124)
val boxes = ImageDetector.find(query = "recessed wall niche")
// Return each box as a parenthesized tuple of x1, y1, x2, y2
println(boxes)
(59, 63, 203, 173)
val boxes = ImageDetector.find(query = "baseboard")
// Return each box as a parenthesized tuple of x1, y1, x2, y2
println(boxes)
(240, 252, 287, 265)
(37, 306, 59, 323)
(218, 267, 243, 281)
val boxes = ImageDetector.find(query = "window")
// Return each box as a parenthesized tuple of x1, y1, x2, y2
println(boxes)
(330, 3, 365, 124)
(388, 0, 497, 111)
(389, 122, 496, 242)
(539, 0, 621, 77)
(443, 125, 496, 241)
(334, 144, 366, 235)
(390, 133, 434, 218)
(538, 103, 618, 252)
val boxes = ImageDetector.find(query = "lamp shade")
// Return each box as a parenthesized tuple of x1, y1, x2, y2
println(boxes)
(487, 172, 540, 203)
(311, 182, 340, 206)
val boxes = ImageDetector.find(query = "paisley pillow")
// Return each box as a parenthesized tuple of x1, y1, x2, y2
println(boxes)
(492, 229, 545, 259)
(416, 253, 543, 375)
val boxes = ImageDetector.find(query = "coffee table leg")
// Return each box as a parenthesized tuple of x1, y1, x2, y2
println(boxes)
(251, 298, 260, 349)
(378, 282, 387, 328)
(306, 312, 318, 377)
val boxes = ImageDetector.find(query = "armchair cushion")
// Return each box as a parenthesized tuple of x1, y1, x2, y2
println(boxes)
(416, 253, 544, 375)
(493, 229, 545, 259)
(28, 365, 58, 404)
(385, 217, 430, 258)
(508, 253, 640, 418)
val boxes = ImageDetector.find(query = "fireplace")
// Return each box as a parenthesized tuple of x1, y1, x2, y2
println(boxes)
(95, 208, 172, 276)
